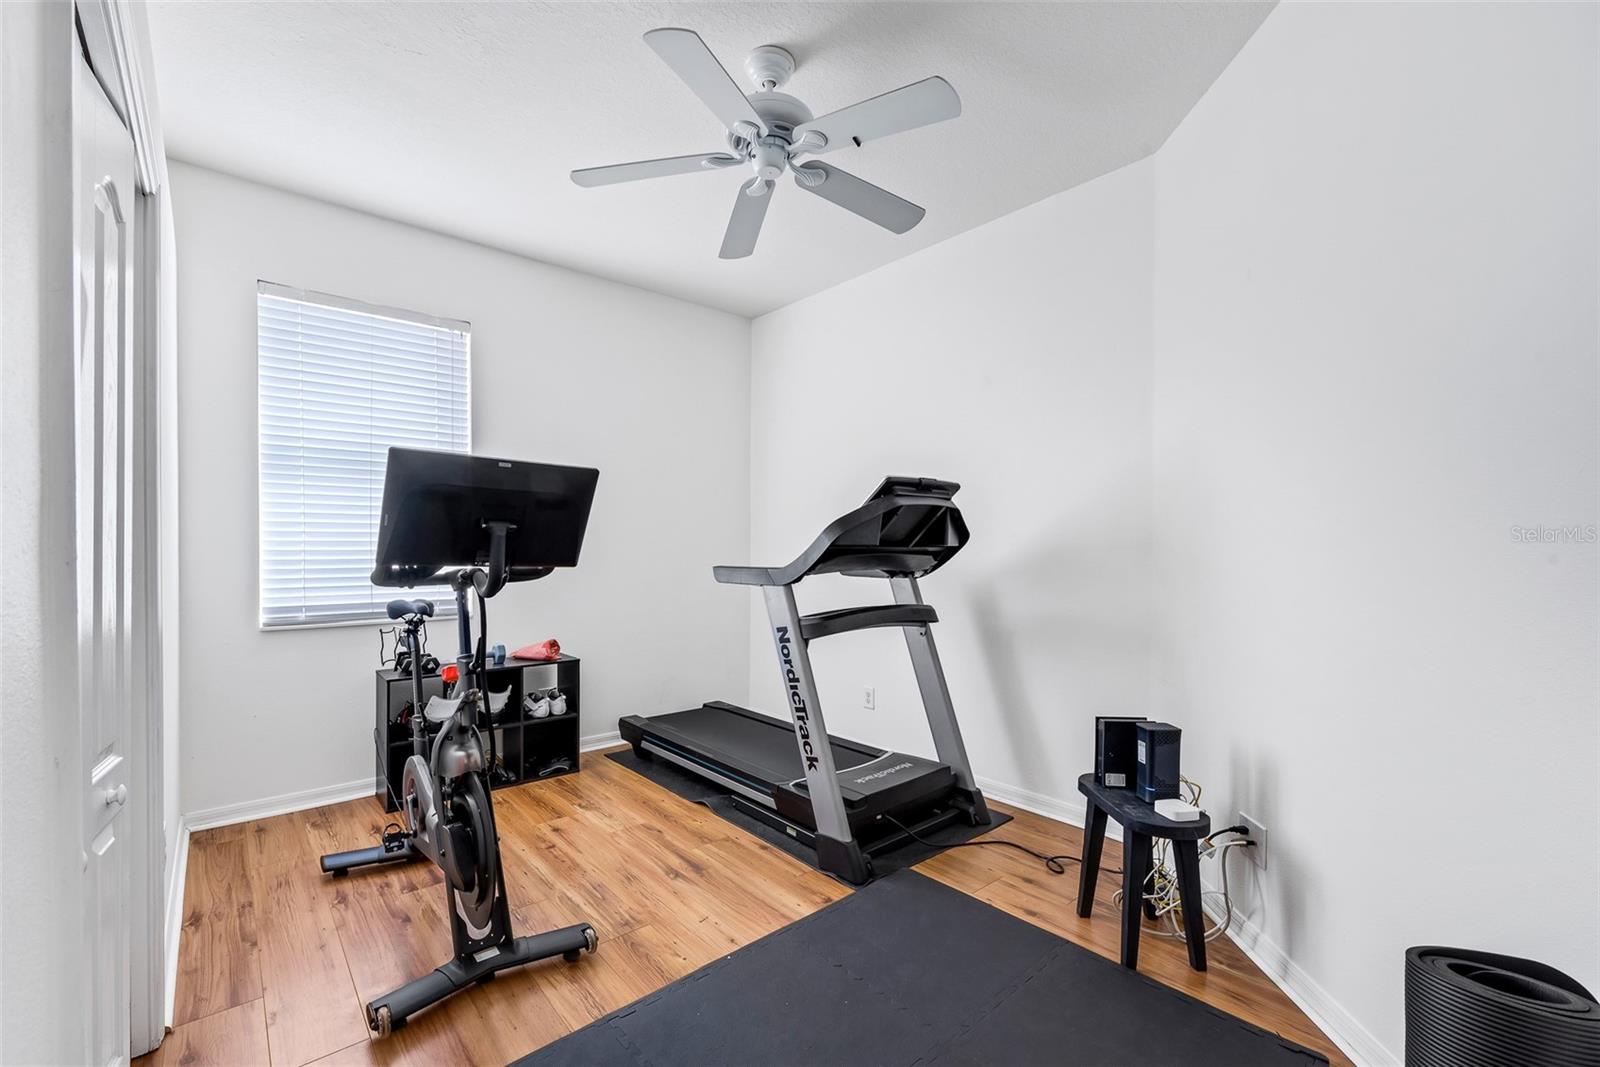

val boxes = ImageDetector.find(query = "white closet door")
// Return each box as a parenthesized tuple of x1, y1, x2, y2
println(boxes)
(74, 42, 137, 1067)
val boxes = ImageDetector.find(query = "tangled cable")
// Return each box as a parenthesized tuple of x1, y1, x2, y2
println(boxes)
(1109, 777, 1255, 944)
(884, 775, 1252, 949)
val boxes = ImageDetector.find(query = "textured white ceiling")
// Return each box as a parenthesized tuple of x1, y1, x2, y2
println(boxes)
(146, 2, 1271, 316)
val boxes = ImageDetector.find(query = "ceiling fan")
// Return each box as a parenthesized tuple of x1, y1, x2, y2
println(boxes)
(571, 28, 961, 259)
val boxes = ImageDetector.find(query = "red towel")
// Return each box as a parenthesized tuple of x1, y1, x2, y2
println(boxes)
(512, 639, 561, 662)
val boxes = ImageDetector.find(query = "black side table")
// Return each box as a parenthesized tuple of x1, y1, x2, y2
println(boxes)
(1076, 772, 1212, 972)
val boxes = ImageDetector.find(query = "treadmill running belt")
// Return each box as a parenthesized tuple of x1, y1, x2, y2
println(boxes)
(605, 746, 1011, 884)
(640, 704, 883, 781)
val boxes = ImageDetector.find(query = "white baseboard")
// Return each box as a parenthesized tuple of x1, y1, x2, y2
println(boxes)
(978, 774, 1136, 842)
(980, 771, 1391, 1066)
(977, 774, 1088, 827)
(1204, 895, 1397, 1066)
(163, 819, 191, 1030)
(185, 776, 380, 832)
(185, 734, 623, 834)
(581, 729, 622, 752)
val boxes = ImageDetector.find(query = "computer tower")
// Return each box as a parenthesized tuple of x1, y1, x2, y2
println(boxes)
(1135, 722, 1181, 802)
(1095, 716, 1143, 789)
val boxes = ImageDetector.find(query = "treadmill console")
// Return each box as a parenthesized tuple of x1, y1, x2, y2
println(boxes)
(868, 476, 960, 502)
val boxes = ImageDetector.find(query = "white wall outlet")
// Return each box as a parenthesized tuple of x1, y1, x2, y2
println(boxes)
(863, 686, 875, 710)
(1239, 811, 1268, 869)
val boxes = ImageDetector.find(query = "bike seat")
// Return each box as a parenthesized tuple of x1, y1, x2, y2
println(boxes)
(423, 694, 463, 723)
(387, 599, 435, 620)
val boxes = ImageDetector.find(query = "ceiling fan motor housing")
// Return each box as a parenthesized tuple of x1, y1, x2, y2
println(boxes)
(730, 92, 815, 175)
(747, 91, 814, 140)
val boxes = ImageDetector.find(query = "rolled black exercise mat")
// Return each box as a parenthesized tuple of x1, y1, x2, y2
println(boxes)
(1406, 946, 1600, 1066)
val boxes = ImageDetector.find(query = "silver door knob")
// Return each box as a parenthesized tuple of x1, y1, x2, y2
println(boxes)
(103, 784, 128, 807)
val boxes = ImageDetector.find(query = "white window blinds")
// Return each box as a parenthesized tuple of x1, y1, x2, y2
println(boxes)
(258, 282, 471, 628)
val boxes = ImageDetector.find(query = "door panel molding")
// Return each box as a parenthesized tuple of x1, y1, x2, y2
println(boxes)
(73, 1, 173, 1059)
(74, 43, 137, 1067)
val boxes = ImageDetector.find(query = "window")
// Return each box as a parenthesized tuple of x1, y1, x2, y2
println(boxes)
(258, 282, 470, 627)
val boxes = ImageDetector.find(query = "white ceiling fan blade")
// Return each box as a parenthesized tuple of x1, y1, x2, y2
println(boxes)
(644, 28, 766, 137)
(792, 162, 924, 234)
(571, 153, 740, 188)
(720, 178, 774, 259)
(792, 77, 960, 155)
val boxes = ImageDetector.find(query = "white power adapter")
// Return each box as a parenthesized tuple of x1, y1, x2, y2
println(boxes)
(1154, 798, 1202, 822)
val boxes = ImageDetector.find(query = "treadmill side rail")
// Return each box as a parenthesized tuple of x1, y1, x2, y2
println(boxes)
(761, 584, 870, 882)
(892, 575, 986, 816)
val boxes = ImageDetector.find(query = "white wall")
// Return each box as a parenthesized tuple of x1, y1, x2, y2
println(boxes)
(747, 5, 1597, 1062)
(1150, 3, 1597, 1062)
(161, 3, 1596, 1061)
(748, 160, 1156, 812)
(0, 4, 87, 1063)
(172, 162, 751, 817)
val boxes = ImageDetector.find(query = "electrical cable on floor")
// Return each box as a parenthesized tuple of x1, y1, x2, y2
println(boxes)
(881, 813, 1120, 877)
(1105, 783, 1256, 946)
(882, 778, 1252, 947)
(1141, 837, 1252, 943)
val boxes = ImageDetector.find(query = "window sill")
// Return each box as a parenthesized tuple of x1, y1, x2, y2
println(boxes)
(259, 612, 458, 634)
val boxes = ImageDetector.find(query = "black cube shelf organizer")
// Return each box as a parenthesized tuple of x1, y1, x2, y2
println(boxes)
(374, 655, 581, 812)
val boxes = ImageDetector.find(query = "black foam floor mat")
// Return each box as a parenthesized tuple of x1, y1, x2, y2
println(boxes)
(516, 869, 1328, 1067)
(605, 746, 1011, 885)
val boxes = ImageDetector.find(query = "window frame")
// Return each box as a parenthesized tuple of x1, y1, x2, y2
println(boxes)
(256, 280, 472, 631)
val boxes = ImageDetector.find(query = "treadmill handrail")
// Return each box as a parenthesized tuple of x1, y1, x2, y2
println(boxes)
(799, 604, 938, 642)
(713, 482, 967, 588)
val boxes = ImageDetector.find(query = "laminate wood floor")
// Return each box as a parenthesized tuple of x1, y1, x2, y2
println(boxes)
(139, 748, 1346, 1066)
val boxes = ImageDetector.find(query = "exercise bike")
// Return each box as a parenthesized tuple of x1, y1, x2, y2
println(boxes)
(317, 447, 602, 1036)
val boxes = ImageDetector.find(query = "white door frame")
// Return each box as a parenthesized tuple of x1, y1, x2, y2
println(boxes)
(74, 1, 173, 1057)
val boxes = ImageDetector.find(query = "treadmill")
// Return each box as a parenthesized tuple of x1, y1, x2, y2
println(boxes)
(620, 477, 990, 884)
